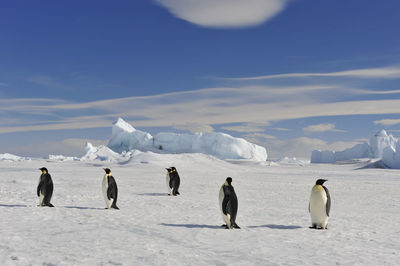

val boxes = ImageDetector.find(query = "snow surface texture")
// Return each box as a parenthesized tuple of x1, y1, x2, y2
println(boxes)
(1, 155, 399, 265)
(311, 129, 400, 168)
(108, 118, 268, 161)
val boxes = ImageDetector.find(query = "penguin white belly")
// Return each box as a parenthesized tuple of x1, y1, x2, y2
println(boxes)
(166, 173, 172, 195)
(39, 191, 44, 206)
(102, 175, 113, 208)
(219, 186, 231, 227)
(310, 186, 328, 228)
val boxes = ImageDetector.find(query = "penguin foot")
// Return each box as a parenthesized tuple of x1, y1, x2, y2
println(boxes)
(111, 206, 119, 210)
(47, 203, 54, 207)
(221, 224, 229, 229)
(175, 192, 180, 195)
(233, 224, 240, 229)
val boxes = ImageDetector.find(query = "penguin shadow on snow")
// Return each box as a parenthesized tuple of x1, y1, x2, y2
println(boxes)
(136, 192, 169, 197)
(63, 206, 105, 210)
(160, 223, 223, 229)
(247, 224, 302, 230)
(0, 204, 28, 208)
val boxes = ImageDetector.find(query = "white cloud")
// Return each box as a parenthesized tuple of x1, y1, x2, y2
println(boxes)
(173, 123, 214, 133)
(2, 138, 107, 157)
(4, 85, 400, 134)
(244, 133, 276, 146)
(303, 123, 346, 134)
(155, 0, 290, 28)
(373, 119, 400, 126)
(266, 137, 363, 159)
(272, 127, 289, 131)
(221, 123, 268, 133)
(225, 66, 400, 81)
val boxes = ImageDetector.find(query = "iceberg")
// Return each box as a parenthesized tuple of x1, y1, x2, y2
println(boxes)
(0, 153, 30, 162)
(311, 129, 397, 165)
(107, 118, 268, 161)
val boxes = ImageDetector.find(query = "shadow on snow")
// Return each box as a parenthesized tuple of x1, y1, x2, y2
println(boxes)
(63, 206, 105, 210)
(137, 193, 168, 197)
(160, 223, 223, 229)
(247, 224, 302, 230)
(0, 204, 28, 208)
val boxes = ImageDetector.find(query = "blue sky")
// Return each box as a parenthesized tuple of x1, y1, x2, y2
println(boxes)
(1, 0, 400, 159)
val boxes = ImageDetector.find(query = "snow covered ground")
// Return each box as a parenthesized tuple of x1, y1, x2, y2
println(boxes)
(1, 154, 399, 265)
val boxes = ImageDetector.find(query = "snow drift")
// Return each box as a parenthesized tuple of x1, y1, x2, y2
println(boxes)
(107, 118, 268, 161)
(311, 129, 400, 168)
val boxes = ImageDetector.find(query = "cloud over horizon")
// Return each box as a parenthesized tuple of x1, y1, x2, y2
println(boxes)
(155, 0, 290, 28)
(2, 86, 400, 134)
(373, 119, 400, 126)
(303, 123, 346, 134)
(224, 66, 400, 81)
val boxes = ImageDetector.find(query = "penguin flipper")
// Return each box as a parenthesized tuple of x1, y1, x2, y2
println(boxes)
(37, 178, 44, 197)
(107, 176, 117, 200)
(323, 186, 331, 216)
(222, 196, 229, 215)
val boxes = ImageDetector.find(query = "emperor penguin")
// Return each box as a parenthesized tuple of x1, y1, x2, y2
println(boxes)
(102, 168, 119, 209)
(309, 179, 331, 229)
(165, 167, 180, 196)
(219, 177, 240, 229)
(37, 167, 54, 207)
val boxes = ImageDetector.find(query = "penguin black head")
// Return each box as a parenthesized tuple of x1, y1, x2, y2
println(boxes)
(103, 168, 111, 175)
(316, 179, 328, 185)
(167, 167, 176, 173)
(39, 167, 48, 173)
(226, 177, 233, 185)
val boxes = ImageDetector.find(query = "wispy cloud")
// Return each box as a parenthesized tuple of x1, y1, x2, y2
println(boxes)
(3, 63, 400, 135)
(303, 123, 346, 134)
(374, 119, 400, 126)
(27, 75, 61, 87)
(172, 123, 214, 133)
(265, 137, 363, 159)
(1, 138, 107, 157)
(3, 87, 400, 134)
(155, 0, 291, 28)
(223, 66, 400, 81)
(221, 123, 268, 133)
(272, 127, 289, 131)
